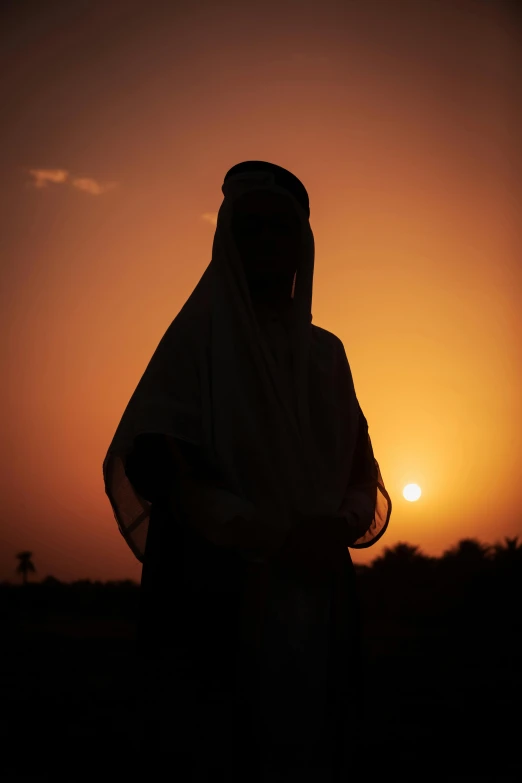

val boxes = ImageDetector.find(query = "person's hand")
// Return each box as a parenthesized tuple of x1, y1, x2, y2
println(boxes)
(276, 514, 348, 585)
(209, 514, 280, 560)
(344, 510, 372, 546)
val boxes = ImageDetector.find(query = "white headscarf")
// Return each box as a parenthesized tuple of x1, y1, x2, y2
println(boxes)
(103, 167, 386, 562)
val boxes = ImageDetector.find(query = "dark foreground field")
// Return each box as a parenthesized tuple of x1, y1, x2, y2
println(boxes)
(2, 541, 521, 781)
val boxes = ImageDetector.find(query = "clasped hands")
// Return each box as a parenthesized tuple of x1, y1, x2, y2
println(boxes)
(217, 511, 361, 584)
(275, 513, 352, 584)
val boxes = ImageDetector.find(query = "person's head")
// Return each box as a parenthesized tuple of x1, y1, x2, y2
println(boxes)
(231, 188, 301, 304)
(223, 161, 310, 307)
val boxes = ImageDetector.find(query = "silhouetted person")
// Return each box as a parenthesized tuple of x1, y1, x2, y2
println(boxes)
(103, 161, 391, 782)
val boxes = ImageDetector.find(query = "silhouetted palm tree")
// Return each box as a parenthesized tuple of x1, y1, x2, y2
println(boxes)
(438, 538, 494, 624)
(492, 536, 522, 566)
(372, 542, 431, 570)
(441, 538, 492, 564)
(366, 543, 436, 625)
(16, 551, 36, 585)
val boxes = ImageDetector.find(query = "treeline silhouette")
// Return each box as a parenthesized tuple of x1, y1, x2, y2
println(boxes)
(358, 536, 522, 636)
(3, 536, 521, 626)
(1, 536, 521, 779)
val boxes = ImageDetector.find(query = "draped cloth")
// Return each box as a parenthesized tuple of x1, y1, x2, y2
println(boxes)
(102, 168, 390, 559)
(102, 164, 392, 777)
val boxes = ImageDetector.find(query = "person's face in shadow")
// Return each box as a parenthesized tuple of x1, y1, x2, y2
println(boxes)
(230, 189, 302, 307)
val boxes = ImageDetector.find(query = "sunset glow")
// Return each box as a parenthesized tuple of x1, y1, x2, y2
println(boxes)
(1, 0, 520, 582)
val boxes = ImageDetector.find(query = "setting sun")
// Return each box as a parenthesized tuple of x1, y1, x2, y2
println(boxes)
(403, 484, 422, 502)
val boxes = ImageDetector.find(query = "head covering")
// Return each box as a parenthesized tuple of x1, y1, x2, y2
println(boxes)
(103, 161, 378, 562)
(223, 160, 310, 218)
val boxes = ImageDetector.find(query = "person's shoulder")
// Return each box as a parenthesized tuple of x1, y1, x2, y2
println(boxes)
(311, 324, 345, 353)
(311, 324, 354, 384)
(310, 324, 348, 371)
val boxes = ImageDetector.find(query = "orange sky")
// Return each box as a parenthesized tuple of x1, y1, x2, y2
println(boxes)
(1, 0, 520, 583)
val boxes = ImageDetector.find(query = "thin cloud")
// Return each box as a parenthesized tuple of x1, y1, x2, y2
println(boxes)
(27, 168, 118, 195)
(201, 212, 218, 227)
(29, 169, 69, 188)
(71, 177, 118, 196)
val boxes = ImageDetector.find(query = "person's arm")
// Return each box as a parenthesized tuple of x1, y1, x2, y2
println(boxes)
(275, 409, 380, 581)
(125, 433, 281, 561)
(336, 407, 379, 546)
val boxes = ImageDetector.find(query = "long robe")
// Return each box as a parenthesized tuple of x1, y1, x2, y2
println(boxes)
(105, 167, 391, 780)
(132, 309, 370, 781)
(136, 462, 363, 783)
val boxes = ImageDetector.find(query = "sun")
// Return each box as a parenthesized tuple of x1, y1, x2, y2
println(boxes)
(403, 483, 422, 502)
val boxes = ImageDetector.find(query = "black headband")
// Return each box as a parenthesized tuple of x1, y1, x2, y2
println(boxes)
(223, 160, 310, 219)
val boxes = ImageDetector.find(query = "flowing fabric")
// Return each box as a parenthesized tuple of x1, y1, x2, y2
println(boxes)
(102, 163, 392, 778)
(102, 168, 391, 560)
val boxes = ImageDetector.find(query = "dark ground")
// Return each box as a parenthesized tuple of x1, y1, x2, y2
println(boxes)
(1, 550, 521, 782)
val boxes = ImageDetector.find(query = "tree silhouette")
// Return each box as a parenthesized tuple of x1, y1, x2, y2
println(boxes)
(16, 551, 36, 585)
(371, 542, 434, 573)
(492, 536, 522, 566)
(367, 542, 438, 624)
(377, 542, 422, 562)
(441, 537, 492, 564)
